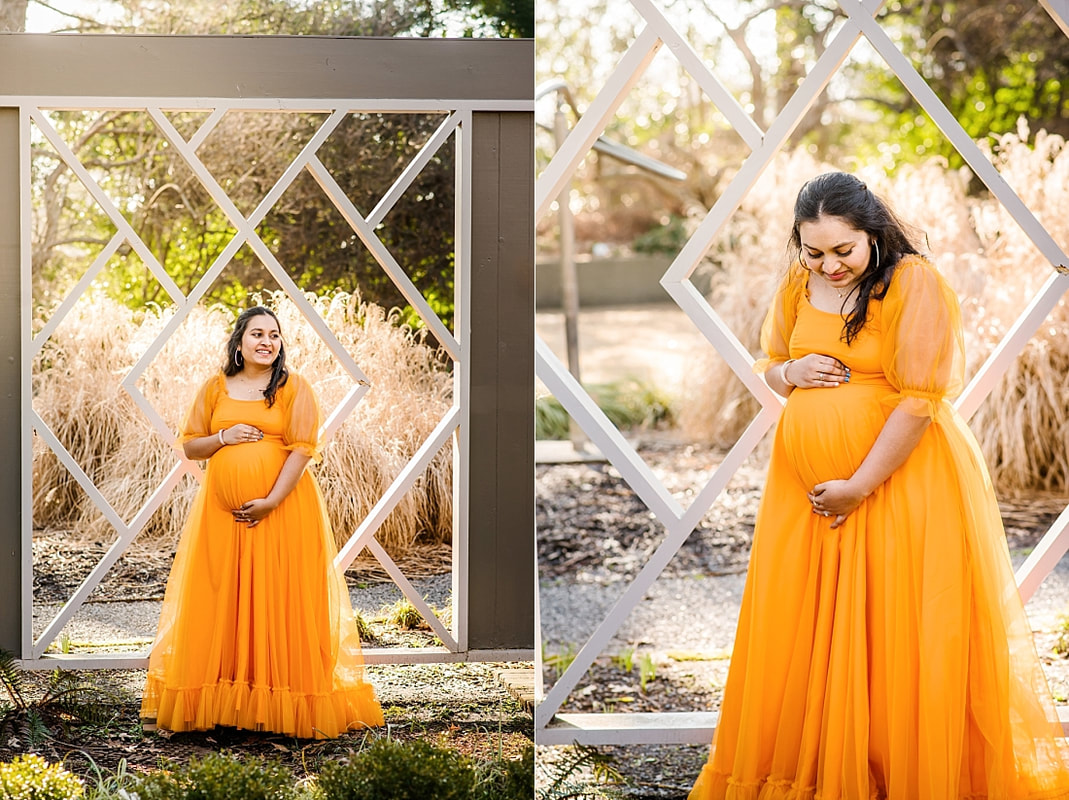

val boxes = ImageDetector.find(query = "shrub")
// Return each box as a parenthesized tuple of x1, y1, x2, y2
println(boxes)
(0, 754, 85, 800)
(314, 739, 475, 800)
(536, 379, 673, 441)
(130, 752, 296, 800)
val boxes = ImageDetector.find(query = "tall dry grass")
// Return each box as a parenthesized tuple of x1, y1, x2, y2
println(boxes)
(32, 291, 452, 556)
(678, 128, 1069, 496)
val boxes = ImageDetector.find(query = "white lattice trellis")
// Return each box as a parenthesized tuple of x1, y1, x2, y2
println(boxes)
(535, 0, 1069, 744)
(18, 97, 507, 669)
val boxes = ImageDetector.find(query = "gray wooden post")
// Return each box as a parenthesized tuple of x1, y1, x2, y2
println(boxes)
(0, 106, 21, 654)
(468, 110, 534, 649)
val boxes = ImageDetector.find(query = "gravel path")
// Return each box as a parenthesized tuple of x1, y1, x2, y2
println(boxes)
(31, 575, 453, 646)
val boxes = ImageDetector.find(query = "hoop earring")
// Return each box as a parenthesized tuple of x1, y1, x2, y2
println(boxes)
(872, 240, 880, 267)
(236, 351, 244, 367)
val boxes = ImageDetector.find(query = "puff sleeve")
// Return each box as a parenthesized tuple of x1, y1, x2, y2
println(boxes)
(753, 262, 807, 374)
(178, 373, 223, 445)
(281, 373, 323, 463)
(880, 256, 965, 419)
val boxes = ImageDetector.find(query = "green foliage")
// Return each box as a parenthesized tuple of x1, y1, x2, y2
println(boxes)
(474, 745, 534, 800)
(132, 752, 297, 800)
(0, 754, 85, 800)
(631, 216, 688, 256)
(610, 648, 634, 674)
(0, 650, 120, 749)
(385, 598, 424, 631)
(536, 744, 624, 800)
(314, 738, 474, 800)
(856, 1, 1069, 169)
(542, 644, 577, 681)
(638, 653, 656, 694)
(448, 0, 533, 37)
(536, 379, 674, 441)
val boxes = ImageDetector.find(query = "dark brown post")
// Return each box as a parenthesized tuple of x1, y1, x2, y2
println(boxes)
(0, 106, 21, 653)
(467, 109, 534, 649)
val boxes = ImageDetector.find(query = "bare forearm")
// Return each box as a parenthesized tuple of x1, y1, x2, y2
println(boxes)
(265, 451, 312, 509)
(765, 360, 795, 398)
(183, 434, 224, 461)
(850, 407, 930, 496)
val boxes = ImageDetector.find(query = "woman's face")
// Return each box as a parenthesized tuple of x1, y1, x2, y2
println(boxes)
(238, 314, 281, 370)
(798, 215, 873, 292)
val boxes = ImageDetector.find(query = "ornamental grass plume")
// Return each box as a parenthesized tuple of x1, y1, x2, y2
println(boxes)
(679, 130, 1069, 495)
(32, 290, 452, 557)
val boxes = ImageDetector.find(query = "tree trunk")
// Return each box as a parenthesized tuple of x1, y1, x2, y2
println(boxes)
(0, 0, 29, 32)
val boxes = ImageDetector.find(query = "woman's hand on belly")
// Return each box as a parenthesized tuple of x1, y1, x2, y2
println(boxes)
(787, 353, 851, 389)
(233, 497, 276, 528)
(808, 478, 867, 529)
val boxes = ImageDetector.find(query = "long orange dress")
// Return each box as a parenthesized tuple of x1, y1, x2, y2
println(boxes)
(141, 372, 384, 739)
(691, 256, 1069, 799)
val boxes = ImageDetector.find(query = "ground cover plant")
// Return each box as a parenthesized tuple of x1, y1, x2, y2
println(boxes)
(0, 744, 534, 800)
(0, 661, 532, 799)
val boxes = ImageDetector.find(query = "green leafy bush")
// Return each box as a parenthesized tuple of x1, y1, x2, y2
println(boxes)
(536, 379, 674, 440)
(131, 752, 297, 800)
(315, 739, 474, 800)
(0, 754, 85, 800)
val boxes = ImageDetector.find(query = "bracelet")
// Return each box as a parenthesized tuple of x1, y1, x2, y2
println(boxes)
(782, 359, 797, 387)
(218, 428, 227, 446)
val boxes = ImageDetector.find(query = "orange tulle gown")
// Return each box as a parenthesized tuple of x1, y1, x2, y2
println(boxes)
(141, 372, 384, 739)
(691, 257, 1069, 799)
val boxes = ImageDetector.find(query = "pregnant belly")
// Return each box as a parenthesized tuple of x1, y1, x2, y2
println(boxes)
(779, 382, 891, 490)
(206, 440, 287, 510)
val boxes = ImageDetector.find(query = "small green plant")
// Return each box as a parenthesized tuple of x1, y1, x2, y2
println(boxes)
(474, 745, 534, 800)
(638, 653, 657, 694)
(542, 644, 577, 680)
(536, 743, 625, 800)
(314, 738, 474, 800)
(130, 751, 297, 800)
(1055, 616, 1069, 658)
(83, 755, 138, 800)
(0, 754, 85, 800)
(610, 648, 635, 674)
(354, 611, 374, 642)
(385, 598, 424, 631)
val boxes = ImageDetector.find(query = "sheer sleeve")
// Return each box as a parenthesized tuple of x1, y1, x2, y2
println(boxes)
(178, 374, 223, 444)
(880, 256, 965, 419)
(281, 373, 323, 463)
(753, 262, 807, 373)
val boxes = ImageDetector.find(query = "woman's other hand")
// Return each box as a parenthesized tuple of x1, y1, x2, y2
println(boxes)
(787, 354, 850, 388)
(233, 498, 275, 528)
(808, 479, 866, 529)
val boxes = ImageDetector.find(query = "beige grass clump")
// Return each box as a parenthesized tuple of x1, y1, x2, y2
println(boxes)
(678, 133, 1069, 495)
(33, 291, 452, 557)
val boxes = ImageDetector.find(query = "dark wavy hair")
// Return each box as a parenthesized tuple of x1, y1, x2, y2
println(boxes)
(223, 306, 289, 407)
(789, 172, 924, 345)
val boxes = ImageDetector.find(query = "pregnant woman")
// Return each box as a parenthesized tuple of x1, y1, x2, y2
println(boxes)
(690, 173, 1069, 798)
(141, 306, 383, 739)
